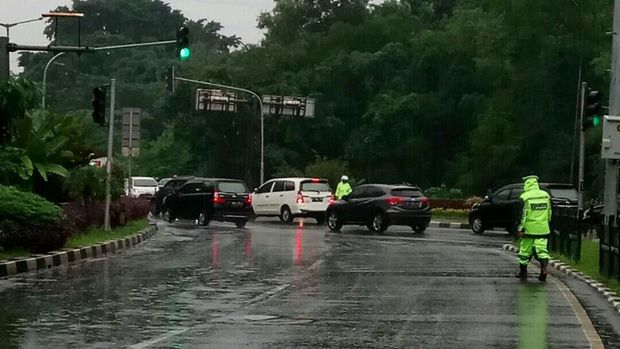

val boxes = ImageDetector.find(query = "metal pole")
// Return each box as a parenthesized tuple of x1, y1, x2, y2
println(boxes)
(571, 57, 583, 184)
(578, 81, 586, 211)
(42, 52, 65, 108)
(174, 77, 265, 184)
(128, 109, 133, 187)
(104, 78, 116, 232)
(0, 37, 9, 82)
(604, 0, 620, 223)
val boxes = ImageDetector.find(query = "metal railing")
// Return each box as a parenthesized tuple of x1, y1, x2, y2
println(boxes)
(549, 206, 583, 262)
(600, 215, 620, 279)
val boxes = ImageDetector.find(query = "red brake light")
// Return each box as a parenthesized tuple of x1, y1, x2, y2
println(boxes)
(244, 194, 252, 205)
(386, 197, 403, 206)
(329, 194, 335, 204)
(420, 196, 429, 206)
(213, 191, 225, 204)
(311, 178, 320, 183)
(296, 191, 304, 204)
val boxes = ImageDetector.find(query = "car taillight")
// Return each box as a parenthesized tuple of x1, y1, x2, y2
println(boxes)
(420, 196, 429, 206)
(329, 195, 335, 204)
(213, 191, 225, 204)
(296, 192, 304, 204)
(244, 194, 252, 205)
(386, 197, 403, 206)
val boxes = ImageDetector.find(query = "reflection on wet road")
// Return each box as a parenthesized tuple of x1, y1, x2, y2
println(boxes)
(0, 220, 607, 348)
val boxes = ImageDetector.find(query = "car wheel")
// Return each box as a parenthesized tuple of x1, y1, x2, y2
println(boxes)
(412, 225, 427, 234)
(235, 220, 248, 228)
(150, 201, 160, 215)
(280, 206, 293, 223)
(162, 207, 175, 223)
(471, 216, 484, 235)
(315, 215, 326, 225)
(369, 212, 388, 234)
(198, 212, 210, 226)
(327, 211, 342, 231)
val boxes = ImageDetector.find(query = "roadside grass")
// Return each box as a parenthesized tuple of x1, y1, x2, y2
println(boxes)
(432, 211, 469, 223)
(550, 239, 620, 296)
(65, 219, 148, 248)
(0, 248, 30, 261)
(0, 219, 148, 261)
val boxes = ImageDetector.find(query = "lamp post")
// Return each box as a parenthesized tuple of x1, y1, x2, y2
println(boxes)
(42, 52, 66, 108)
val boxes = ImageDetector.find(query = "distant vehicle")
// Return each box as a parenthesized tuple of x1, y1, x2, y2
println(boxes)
(150, 176, 194, 215)
(161, 178, 252, 228)
(125, 176, 158, 198)
(468, 183, 577, 235)
(326, 184, 431, 233)
(582, 197, 620, 225)
(251, 178, 333, 223)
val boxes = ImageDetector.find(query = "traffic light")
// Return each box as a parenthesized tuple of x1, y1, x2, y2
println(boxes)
(582, 89, 602, 130)
(164, 67, 175, 92)
(176, 26, 190, 61)
(92, 87, 106, 126)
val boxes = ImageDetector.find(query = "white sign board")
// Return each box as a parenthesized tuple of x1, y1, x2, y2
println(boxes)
(261, 95, 315, 118)
(195, 89, 238, 112)
(601, 115, 620, 159)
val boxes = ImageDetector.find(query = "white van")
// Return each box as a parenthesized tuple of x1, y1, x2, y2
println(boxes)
(251, 178, 333, 223)
(124, 176, 158, 198)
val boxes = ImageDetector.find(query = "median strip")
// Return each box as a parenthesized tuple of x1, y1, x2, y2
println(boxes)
(0, 223, 157, 278)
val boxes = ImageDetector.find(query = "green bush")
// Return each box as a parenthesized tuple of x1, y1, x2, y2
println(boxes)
(0, 185, 61, 224)
(425, 184, 465, 199)
(0, 185, 70, 253)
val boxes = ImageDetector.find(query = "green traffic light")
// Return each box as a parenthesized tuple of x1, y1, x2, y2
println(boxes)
(179, 47, 191, 60)
(593, 115, 601, 128)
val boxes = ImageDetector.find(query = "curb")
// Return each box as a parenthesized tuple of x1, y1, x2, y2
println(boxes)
(429, 221, 471, 230)
(502, 243, 620, 315)
(0, 224, 157, 278)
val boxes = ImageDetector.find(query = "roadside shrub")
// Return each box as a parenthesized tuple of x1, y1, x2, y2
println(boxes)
(425, 184, 464, 199)
(0, 185, 70, 253)
(464, 196, 484, 208)
(60, 197, 150, 232)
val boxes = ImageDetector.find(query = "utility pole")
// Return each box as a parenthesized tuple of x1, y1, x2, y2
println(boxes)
(103, 78, 116, 232)
(0, 37, 9, 82)
(604, 0, 620, 222)
(578, 81, 587, 211)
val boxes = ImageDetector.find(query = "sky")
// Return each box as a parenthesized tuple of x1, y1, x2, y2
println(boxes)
(0, 0, 277, 73)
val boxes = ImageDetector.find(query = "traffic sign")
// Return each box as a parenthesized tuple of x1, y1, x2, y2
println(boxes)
(602, 115, 620, 159)
(195, 89, 242, 112)
(261, 95, 315, 118)
(121, 108, 140, 157)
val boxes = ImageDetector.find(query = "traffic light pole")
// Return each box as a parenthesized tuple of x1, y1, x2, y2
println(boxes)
(0, 37, 9, 82)
(578, 81, 586, 211)
(104, 78, 116, 232)
(604, 0, 620, 222)
(174, 76, 265, 184)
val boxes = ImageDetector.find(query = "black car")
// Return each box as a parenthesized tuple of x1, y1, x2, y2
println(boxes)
(326, 184, 431, 233)
(150, 176, 194, 215)
(161, 178, 252, 228)
(468, 183, 577, 235)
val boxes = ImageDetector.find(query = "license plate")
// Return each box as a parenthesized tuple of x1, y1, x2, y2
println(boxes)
(405, 202, 420, 208)
(312, 197, 323, 202)
(230, 201, 242, 207)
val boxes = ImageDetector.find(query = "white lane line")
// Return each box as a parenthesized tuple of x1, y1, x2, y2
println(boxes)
(128, 328, 190, 349)
(552, 279, 604, 349)
(308, 259, 324, 271)
(247, 283, 291, 304)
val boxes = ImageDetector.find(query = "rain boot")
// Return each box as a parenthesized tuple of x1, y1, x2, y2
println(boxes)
(538, 260, 548, 282)
(516, 264, 528, 281)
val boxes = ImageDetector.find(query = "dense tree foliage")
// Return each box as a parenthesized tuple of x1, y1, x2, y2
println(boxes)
(16, 0, 613, 198)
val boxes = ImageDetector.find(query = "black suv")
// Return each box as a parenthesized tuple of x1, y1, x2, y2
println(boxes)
(326, 184, 431, 233)
(468, 183, 577, 235)
(150, 176, 194, 215)
(161, 178, 252, 228)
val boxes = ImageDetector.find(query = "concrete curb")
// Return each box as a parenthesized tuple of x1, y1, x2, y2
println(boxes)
(429, 221, 471, 230)
(502, 243, 620, 315)
(0, 224, 157, 278)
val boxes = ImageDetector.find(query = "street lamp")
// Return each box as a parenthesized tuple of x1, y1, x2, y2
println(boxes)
(42, 52, 66, 108)
(0, 17, 43, 37)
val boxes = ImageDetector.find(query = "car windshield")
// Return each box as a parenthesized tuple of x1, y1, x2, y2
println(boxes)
(301, 181, 331, 192)
(391, 189, 422, 197)
(158, 178, 170, 187)
(549, 188, 577, 200)
(218, 181, 248, 193)
(133, 179, 157, 187)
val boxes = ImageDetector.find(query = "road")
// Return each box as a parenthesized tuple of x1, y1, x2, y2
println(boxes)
(0, 219, 618, 348)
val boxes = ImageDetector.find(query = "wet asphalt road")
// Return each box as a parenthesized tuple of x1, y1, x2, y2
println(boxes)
(0, 219, 617, 348)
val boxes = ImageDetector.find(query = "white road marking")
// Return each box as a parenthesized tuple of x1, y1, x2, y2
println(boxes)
(128, 328, 189, 349)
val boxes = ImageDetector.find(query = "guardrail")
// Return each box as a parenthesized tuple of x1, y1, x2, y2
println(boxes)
(600, 215, 620, 279)
(549, 206, 583, 262)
